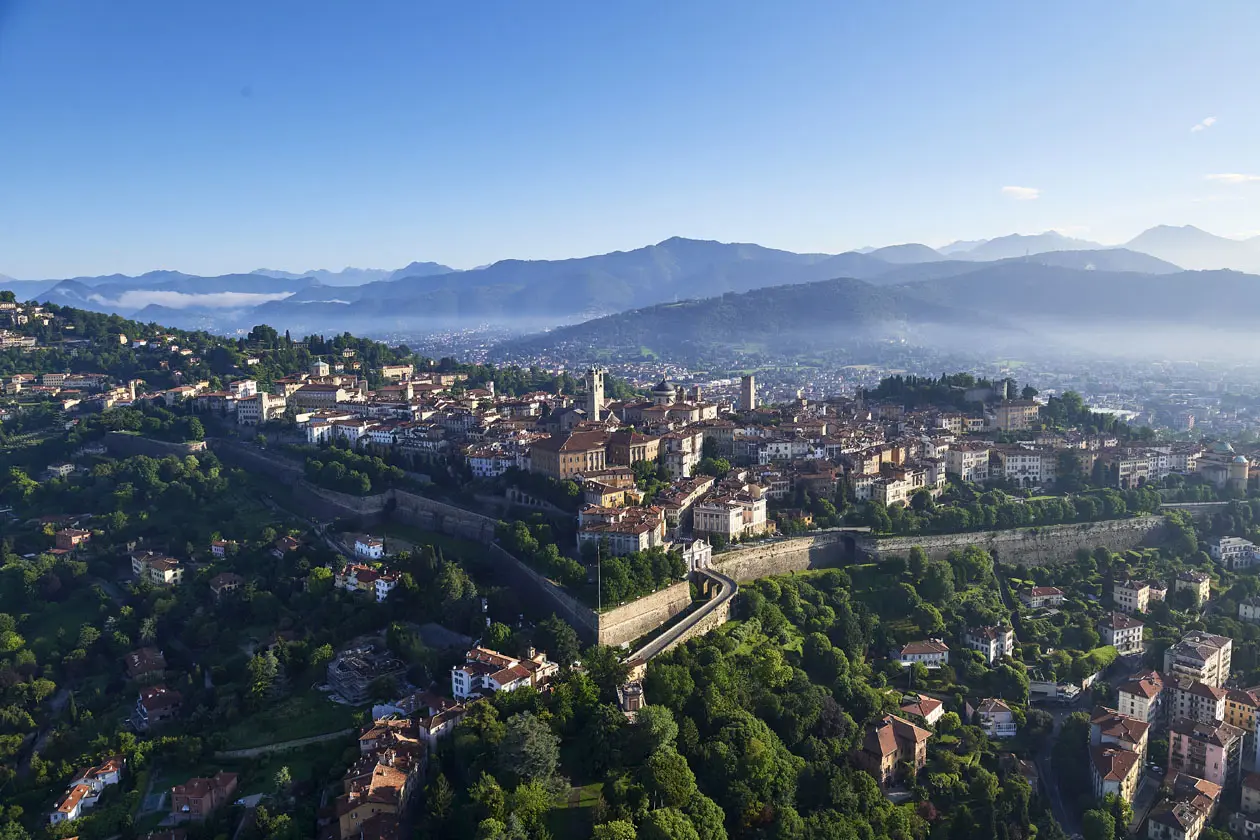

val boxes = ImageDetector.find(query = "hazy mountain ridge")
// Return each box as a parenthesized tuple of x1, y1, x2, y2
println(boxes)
(6, 225, 1259, 337)
(1124, 225, 1260, 273)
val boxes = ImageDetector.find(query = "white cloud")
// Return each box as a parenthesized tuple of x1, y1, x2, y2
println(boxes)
(1191, 116, 1217, 132)
(1001, 185, 1040, 201)
(1205, 173, 1260, 185)
(88, 290, 295, 310)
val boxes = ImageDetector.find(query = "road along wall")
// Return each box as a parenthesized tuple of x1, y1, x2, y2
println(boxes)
(597, 581, 693, 648)
(858, 516, 1168, 566)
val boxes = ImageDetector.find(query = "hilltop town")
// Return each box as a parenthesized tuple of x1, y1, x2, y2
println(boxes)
(5, 302, 1260, 840)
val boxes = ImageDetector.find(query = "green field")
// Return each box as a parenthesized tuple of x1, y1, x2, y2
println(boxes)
(377, 522, 483, 561)
(220, 690, 362, 749)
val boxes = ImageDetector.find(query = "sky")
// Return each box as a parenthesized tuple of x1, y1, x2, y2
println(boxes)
(0, 0, 1258, 278)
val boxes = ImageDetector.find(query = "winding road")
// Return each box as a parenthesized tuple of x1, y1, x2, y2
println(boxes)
(628, 566, 738, 662)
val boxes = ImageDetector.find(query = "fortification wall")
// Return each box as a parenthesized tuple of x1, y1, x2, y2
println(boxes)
(597, 581, 693, 648)
(859, 516, 1168, 566)
(105, 432, 208, 459)
(713, 531, 849, 582)
(486, 545, 600, 642)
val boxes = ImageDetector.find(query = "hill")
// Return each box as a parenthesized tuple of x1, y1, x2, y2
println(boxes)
(1125, 225, 1260, 272)
(493, 277, 974, 364)
(865, 243, 941, 264)
(959, 231, 1106, 260)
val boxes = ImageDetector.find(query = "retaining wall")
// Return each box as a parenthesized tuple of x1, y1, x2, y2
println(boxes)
(713, 531, 851, 582)
(858, 516, 1168, 566)
(597, 581, 693, 648)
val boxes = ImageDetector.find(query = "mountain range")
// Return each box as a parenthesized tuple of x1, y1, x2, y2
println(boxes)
(3, 225, 1260, 337)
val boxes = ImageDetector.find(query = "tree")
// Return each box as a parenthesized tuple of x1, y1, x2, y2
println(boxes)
(640, 808, 701, 840)
(1082, 809, 1115, 840)
(427, 773, 454, 824)
(536, 614, 580, 667)
(273, 765, 292, 795)
(498, 712, 561, 785)
(246, 650, 279, 709)
(644, 747, 697, 808)
(509, 780, 551, 829)
(582, 644, 630, 702)
(593, 821, 637, 840)
(633, 705, 680, 757)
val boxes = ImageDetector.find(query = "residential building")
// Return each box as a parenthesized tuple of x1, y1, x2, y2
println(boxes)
(692, 487, 769, 542)
(54, 528, 91, 551)
(208, 572, 243, 599)
(854, 714, 932, 788)
(450, 647, 559, 700)
(1090, 706, 1150, 765)
(900, 694, 945, 726)
(1164, 631, 1233, 688)
(335, 720, 425, 840)
(990, 399, 1041, 432)
(1091, 745, 1141, 805)
(1176, 571, 1212, 607)
(977, 698, 1018, 739)
(124, 647, 166, 682)
(326, 645, 407, 705)
(944, 444, 990, 483)
(1225, 688, 1260, 735)
(171, 771, 238, 821)
(895, 640, 949, 668)
(130, 551, 183, 586)
(1117, 670, 1165, 725)
(1211, 537, 1258, 570)
(1099, 612, 1145, 655)
(291, 383, 348, 410)
(354, 535, 385, 559)
(990, 446, 1057, 488)
(962, 625, 1015, 665)
(1244, 772, 1260, 816)
(606, 430, 662, 466)
(47, 757, 125, 826)
(334, 563, 398, 602)
(135, 685, 182, 730)
(1114, 578, 1156, 614)
(1168, 718, 1245, 788)
(577, 505, 669, 556)
(1018, 586, 1064, 608)
(1240, 596, 1260, 624)
(235, 392, 287, 426)
(1149, 779, 1218, 840)
(1169, 678, 1227, 726)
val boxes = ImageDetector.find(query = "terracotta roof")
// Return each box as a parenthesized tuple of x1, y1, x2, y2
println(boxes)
(862, 714, 932, 758)
(900, 640, 949, 656)
(55, 784, 91, 813)
(900, 696, 943, 719)
(1090, 706, 1150, 743)
(1091, 745, 1139, 782)
(125, 647, 166, 676)
(1118, 670, 1163, 699)
(1243, 772, 1260, 793)
(1100, 611, 1144, 631)
(978, 698, 1013, 715)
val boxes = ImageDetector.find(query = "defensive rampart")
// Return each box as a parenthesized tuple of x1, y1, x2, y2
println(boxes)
(858, 516, 1168, 566)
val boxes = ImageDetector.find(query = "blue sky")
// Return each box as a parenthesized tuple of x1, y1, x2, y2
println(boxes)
(0, 0, 1257, 278)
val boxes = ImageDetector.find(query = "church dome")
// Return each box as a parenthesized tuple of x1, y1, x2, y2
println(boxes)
(1235, 455, 1249, 464)
(652, 378, 676, 395)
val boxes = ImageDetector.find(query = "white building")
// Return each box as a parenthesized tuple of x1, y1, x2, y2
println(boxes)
(1240, 596, 1260, 625)
(1164, 631, 1233, 688)
(355, 535, 385, 560)
(48, 757, 124, 826)
(693, 488, 768, 541)
(1212, 537, 1258, 571)
(1116, 670, 1164, 725)
(962, 625, 1015, 665)
(976, 698, 1018, 739)
(896, 640, 949, 668)
(944, 444, 991, 483)
(450, 647, 559, 700)
(1100, 612, 1145, 655)
(236, 392, 287, 426)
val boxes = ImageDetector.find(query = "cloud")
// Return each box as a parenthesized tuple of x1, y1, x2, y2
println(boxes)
(1191, 116, 1217, 132)
(1205, 173, 1260, 185)
(88, 291, 295, 310)
(1001, 186, 1040, 201)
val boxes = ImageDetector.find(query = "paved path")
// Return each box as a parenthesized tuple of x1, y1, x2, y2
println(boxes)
(629, 567, 737, 662)
(214, 728, 355, 759)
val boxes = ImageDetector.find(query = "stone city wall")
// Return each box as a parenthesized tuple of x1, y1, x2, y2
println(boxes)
(596, 581, 693, 648)
(859, 516, 1168, 566)
(105, 431, 208, 459)
(713, 531, 850, 582)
